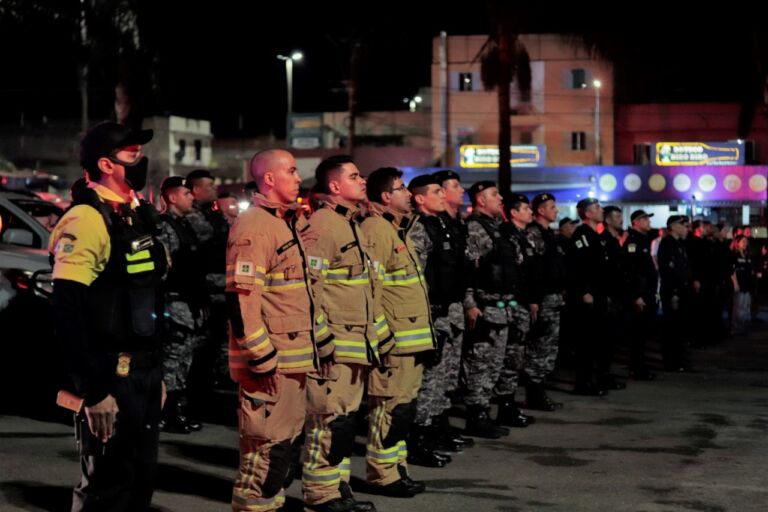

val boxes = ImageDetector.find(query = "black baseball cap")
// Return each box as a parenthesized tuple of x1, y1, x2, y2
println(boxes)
(531, 193, 556, 212)
(507, 193, 529, 207)
(160, 176, 189, 195)
(576, 197, 600, 210)
(630, 209, 654, 222)
(432, 169, 461, 185)
(667, 215, 687, 227)
(408, 174, 439, 193)
(468, 180, 497, 199)
(80, 121, 153, 171)
(603, 205, 622, 216)
(558, 217, 580, 228)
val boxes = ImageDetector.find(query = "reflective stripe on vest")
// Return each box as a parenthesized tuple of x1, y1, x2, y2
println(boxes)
(374, 314, 390, 338)
(325, 267, 371, 285)
(333, 339, 369, 360)
(382, 268, 425, 286)
(393, 326, 433, 350)
(243, 327, 271, 352)
(125, 249, 155, 274)
(314, 313, 329, 339)
(277, 346, 314, 369)
(264, 272, 306, 292)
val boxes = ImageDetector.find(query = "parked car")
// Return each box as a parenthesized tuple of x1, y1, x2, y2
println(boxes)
(0, 191, 62, 417)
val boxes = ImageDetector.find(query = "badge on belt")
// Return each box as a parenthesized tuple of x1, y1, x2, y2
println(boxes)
(116, 353, 131, 377)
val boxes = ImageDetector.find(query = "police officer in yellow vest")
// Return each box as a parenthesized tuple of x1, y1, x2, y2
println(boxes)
(227, 149, 334, 512)
(50, 122, 166, 511)
(360, 167, 435, 498)
(301, 155, 387, 512)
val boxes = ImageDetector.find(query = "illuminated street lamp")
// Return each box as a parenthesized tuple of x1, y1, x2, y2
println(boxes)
(277, 51, 303, 143)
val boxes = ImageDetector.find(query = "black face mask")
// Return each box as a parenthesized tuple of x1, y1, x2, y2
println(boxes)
(110, 155, 149, 191)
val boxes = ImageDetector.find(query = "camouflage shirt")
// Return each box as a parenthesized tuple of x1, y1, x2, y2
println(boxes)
(409, 214, 433, 270)
(464, 214, 508, 313)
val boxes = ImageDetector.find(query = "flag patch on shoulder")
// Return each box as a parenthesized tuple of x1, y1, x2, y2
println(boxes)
(236, 260, 255, 276)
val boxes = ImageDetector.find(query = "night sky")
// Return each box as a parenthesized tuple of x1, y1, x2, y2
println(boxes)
(1, 2, 765, 138)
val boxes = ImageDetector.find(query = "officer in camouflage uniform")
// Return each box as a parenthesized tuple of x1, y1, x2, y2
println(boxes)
(524, 193, 567, 410)
(156, 177, 206, 433)
(463, 182, 533, 439)
(407, 173, 471, 467)
(185, 170, 230, 392)
(495, 194, 538, 427)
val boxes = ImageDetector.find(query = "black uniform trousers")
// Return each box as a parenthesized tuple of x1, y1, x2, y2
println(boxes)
(72, 362, 163, 512)
(627, 295, 658, 373)
(573, 296, 610, 388)
(661, 292, 690, 370)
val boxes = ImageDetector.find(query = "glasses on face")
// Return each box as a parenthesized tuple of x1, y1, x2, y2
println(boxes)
(392, 184, 408, 193)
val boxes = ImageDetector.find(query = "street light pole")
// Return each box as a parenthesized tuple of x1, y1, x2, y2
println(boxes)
(593, 79, 602, 165)
(277, 51, 303, 147)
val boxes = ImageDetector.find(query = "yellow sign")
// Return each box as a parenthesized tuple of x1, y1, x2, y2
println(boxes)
(459, 144, 545, 168)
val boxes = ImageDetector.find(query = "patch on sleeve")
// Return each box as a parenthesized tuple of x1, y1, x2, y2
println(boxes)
(55, 239, 76, 255)
(628, 243, 637, 253)
(308, 256, 323, 271)
(575, 240, 583, 249)
(395, 244, 407, 254)
(236, 260, 255, 277)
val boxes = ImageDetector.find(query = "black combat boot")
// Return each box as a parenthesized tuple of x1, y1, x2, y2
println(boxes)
(432, 413, 474, 451)
(524, 382, 564, 411)
(397, 464, 426, 494)
(464, 405, 505, 439)
(179, 392, 203, 432)
(406, 426, 451, 467)
(161, 392, 191, 434)
(496, 394, 536, 428)
(339, 481, 377, 512)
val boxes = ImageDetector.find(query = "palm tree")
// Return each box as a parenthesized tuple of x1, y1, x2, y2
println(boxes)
(477, 14, 531, 204)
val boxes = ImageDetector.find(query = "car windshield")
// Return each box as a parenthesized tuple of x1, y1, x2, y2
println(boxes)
(9, 198, 62, 231)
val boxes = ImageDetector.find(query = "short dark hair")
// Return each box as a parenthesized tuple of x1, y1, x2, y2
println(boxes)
(185, 169, 214, 190)
(366, 167, 403, 204)
(315, 155, 355, 195)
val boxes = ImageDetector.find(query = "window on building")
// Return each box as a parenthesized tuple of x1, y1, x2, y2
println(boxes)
(520, 132, 533, 144)
(459, 72, 473, 92)
(571, 69, 586, 89)
(571, 132, 587, 151)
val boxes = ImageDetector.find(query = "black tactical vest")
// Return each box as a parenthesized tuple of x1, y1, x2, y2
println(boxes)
(420, 213, 467, 305)
(470, 214, 520, 296)
(75, 190, 166, 352)
(159, 212, 206, 307)
(199, 203, 229, 276)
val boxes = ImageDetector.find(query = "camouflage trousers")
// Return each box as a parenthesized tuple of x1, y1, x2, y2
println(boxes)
(494, 305, 531, 398)
(162, 299, 205, 393)
(524, 293, 564, 384)
(415, 302, 465, 426)
(463, 301, 530, 407)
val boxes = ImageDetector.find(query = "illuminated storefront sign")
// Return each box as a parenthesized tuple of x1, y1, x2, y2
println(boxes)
(459, 144, 546, 168)
(652, 142, 744, 166)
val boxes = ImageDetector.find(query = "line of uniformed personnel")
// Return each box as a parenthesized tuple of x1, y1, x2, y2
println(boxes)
(50, 121, 697, 512)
